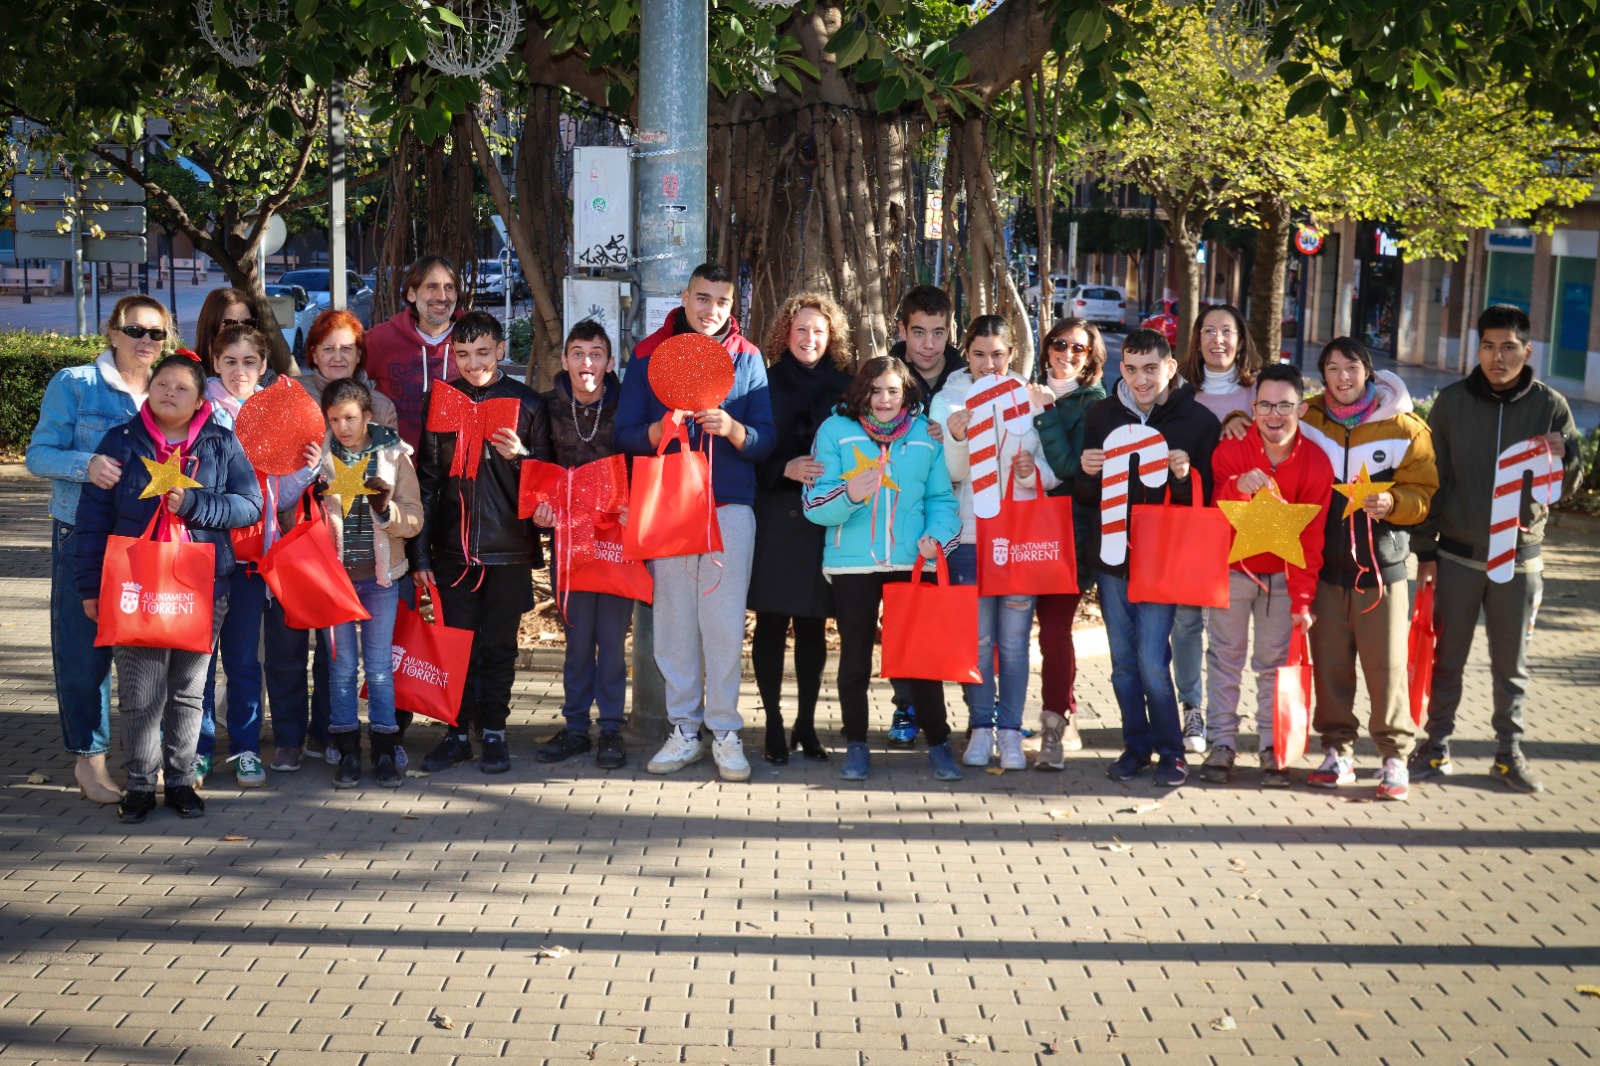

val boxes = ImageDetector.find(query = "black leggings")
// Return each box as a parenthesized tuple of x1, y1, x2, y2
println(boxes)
(831, 572, 950, 745)
(751, 613, 826, 724)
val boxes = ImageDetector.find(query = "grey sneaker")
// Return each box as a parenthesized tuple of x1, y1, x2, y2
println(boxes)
(1181, 704, 1206, 754)
(1198, 745, 1235, 785)
(1034, 711, 1067, 771)
(1492, 750, 1544, 794)
(1260, 750, 1290, 788)
(1408, 740, 1453, 780)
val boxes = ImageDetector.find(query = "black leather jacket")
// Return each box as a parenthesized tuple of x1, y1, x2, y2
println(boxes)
(409, 373, 552, 571)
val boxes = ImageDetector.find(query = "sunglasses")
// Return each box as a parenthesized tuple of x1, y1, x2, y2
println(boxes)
(117, 325, 169, 341)
(221, 317, 257, 328)
(1049, 339, 1089, 354)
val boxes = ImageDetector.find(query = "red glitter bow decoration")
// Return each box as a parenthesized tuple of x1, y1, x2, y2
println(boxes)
(519, 454, 630, 620)
(425, 381, 521, 481)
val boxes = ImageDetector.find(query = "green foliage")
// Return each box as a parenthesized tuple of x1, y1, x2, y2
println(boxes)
(0, 334, 101, 450)
(505, 316, 533, 365)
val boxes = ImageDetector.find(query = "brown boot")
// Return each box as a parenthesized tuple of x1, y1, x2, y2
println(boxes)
(75, 754, 120, 804)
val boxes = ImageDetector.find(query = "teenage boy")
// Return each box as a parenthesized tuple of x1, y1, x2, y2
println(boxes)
(1411, 304, 1583, 794)
(410, 311, 553, 774)
(532, 322, 632, 770)
(1076, 328, 1221, 787)
(1198, 363, 1333, 786)
(886, 285, 967, 745)
(367, 256, 463, 446)
(1300, 338, 1438, 801)
(614, 263, 776, 782)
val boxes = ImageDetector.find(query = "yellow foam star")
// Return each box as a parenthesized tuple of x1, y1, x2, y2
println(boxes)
(138, 452, 203, 500)
(1218, 480, 1323, 567)
(322, 453, 377, 517)
(1332, 462, 1396, 520)
(842, 445, 899, 492)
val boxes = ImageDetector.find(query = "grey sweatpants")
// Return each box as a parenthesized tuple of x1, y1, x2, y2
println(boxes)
(1204, 570, 1292, 752)
(114, 594, 229, 792)
(1425, 555, 1541, 752)
(648, 504, 756, 734)
(1310, 578, 1415, 761)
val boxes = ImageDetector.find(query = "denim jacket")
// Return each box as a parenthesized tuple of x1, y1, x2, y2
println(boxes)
(26, 352, 148, 525)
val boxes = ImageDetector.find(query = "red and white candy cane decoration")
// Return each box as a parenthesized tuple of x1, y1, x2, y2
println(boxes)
(964, 373, 1036, 519)
(1487, 436, 1564, 583)
(1099, 424, 1169, 566)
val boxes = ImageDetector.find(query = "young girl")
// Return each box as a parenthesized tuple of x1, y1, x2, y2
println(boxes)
(1172, 303, 1261, 757)
(804, 356, 963, 782)
(294, 378, 423, 788)
(74, 352, 263, 823)
(930, 316, 1060, 771)
(1030, 317, 1110, 767)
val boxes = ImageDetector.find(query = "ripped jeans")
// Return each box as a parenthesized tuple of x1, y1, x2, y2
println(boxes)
(949, 544, 1036, 732)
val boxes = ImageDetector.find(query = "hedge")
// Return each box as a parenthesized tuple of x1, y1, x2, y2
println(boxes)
(0, 332, 103, 451)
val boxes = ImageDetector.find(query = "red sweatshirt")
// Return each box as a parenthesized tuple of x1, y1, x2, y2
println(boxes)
(1212, 425, 1334, 612)
(365, 309, 463, 448)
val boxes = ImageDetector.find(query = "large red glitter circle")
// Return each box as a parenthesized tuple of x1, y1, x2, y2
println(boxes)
(235, 376, 326, 475)
(648, 333, 736, 412)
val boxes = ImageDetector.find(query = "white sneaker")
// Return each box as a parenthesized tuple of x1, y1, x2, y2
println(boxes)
(230, 752, 267, 789)
(1181, 704, 1207, 754)
(996, 729, 1027, 770)
(711, 732, 751, 782)
(962, 727, 995, 767)
(647, 731, 705, 775)
(1062, 715, 1084, 752)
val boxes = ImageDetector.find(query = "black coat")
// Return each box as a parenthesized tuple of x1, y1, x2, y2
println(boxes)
(410, 373, 552, 571)
(748, 351, 854, 617)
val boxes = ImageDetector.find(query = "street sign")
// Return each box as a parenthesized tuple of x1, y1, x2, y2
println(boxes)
(16, 232, 146, 263)
(14, 175, 68, 201)
(16, 206, 146, 234)
(84, 175, 144, 202)
(1294, 225, 1324, 256)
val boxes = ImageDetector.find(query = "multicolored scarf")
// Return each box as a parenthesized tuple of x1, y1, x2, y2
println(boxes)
(859, 409, 914, 444)
(1326, 381, 1379, 428)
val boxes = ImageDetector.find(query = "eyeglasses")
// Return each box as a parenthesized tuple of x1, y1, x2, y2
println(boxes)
(1201, 327, 1238, 339)
(316, 345, 360, 359)
(1252, 400, 1299, 416)
(117, 325, 169, 341)
(221, 317, 257, 328)
(1049, 339, 1089, 354)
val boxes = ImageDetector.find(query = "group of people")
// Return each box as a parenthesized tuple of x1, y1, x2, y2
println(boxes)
(26, 254, 1584, 824)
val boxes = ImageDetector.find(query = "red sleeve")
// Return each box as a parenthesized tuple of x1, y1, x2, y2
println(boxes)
(1211, 437, 1252, 503)
(1288, 443, 1334, 612)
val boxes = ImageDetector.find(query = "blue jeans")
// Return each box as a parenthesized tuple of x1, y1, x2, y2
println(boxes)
(948, 545, 1034, 731)
(199, 566, 267, 757)
(329, 577, 401, 733)
(559, 590, 634, 731)
(52, 520, 112, 756)
(1171, 605, 1205, 708)
(262, 595, 331, 751)
(1097, 572, 1183, 759)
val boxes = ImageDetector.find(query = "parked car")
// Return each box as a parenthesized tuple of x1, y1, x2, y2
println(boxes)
(1023, 274, 1076, 319)
(470, 259, 512, 301)
(262, 283, 318, 363)
(276, 268, 374, 327)
(1068, 284, 1127, 331)
(1139, 298, 1179, 347)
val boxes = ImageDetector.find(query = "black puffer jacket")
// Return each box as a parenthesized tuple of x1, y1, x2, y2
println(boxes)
(410, 373, 552, 571)
(540, 371, 621, 468)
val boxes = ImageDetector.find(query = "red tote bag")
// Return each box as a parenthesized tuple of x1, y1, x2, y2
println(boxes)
(1407, 581, 1437, 728)
(259, 496, 370, 630)
(1273, 629, 1313, 769)
(367, 580, 473, 726)
(566, 521, 653, 603)
(624, 414, 724, 561)
(1127, 488, 1232, 609)
(977, 474, 1078, 597)
(95, 505, 217, 655)
(880, 554, 983, 684)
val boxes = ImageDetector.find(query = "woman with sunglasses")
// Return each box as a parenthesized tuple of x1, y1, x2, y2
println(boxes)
(1029, 318, 1109, 768)
(26, 296, 175, 804)
(194, 288, 265, 380)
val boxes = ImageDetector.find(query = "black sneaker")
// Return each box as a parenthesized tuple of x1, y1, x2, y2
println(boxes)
(1106, 748, 1151, 781)
(1492, 750, 1544, 794)
(596, 731, 627, 770)
(118, 789, 157, 824)
(332, 750, 362, 789)
(420, 733, 475, 774)
(536, 729, 593, 764)
(480, 734, 511, 774)
(1408, 740, 1453, 781)
(1198, 746, 1235, 784)
(164, 785, 206, 818)
(1153, 754, 1188, 787)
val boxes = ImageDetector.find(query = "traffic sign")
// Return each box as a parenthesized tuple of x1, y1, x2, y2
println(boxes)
(1294, 225, 1324, 256)
(15, 206, 146, 234)
(15, 232, 147, 263)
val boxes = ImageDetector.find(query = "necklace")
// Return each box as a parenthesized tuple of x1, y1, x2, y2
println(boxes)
(571, 382, 605, 442)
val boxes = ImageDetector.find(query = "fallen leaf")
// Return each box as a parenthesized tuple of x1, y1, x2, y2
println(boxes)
(985, 766, 1005, 775)
(1228, 858, 1248, 873)
(1234, 891, 1261, 901)
(1120, 801, 1162, 815)
(402, 813, 420, 820)
(432, 1013, 454, 1030)
(25, 772, 48, 785)
(958, 1034, 980, 1044)
(1044, 1037, 1060, 1054)
(1577, 985, 1600, 997)
(584, 1043, 602, 1059)
(1095, 839, 1133, 854)
(405, 769, 430, 778)
(321, 853, 341, 860)
(1210, 1015, 1237, 1031)
(1047, 808, 1074, 820)
(534, 945, 570, 959)
(894, 968, 911, 976)
(221, 835, 248, 843)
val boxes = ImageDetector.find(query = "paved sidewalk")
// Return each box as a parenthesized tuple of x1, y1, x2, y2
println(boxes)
(1, 465, 1598, 1066)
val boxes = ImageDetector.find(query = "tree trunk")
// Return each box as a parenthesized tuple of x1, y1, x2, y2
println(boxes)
(1155, 197, 1203, 357)
(1249, 197, 1292, 363)
(946, 116, 1035, 376)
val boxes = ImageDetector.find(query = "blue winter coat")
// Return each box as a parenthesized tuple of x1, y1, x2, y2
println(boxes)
(74, 415, 264, 600)
(26, 352, 147, 525)
(803, 413, 961, 574)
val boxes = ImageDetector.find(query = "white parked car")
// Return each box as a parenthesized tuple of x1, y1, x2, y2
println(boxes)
(1024, 274, 1075, 318)
(277, 269, 375, 328)
(472, 259, 511, 300)
(1067, 284, 1128, 330)
(262, 283, 318, 364)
